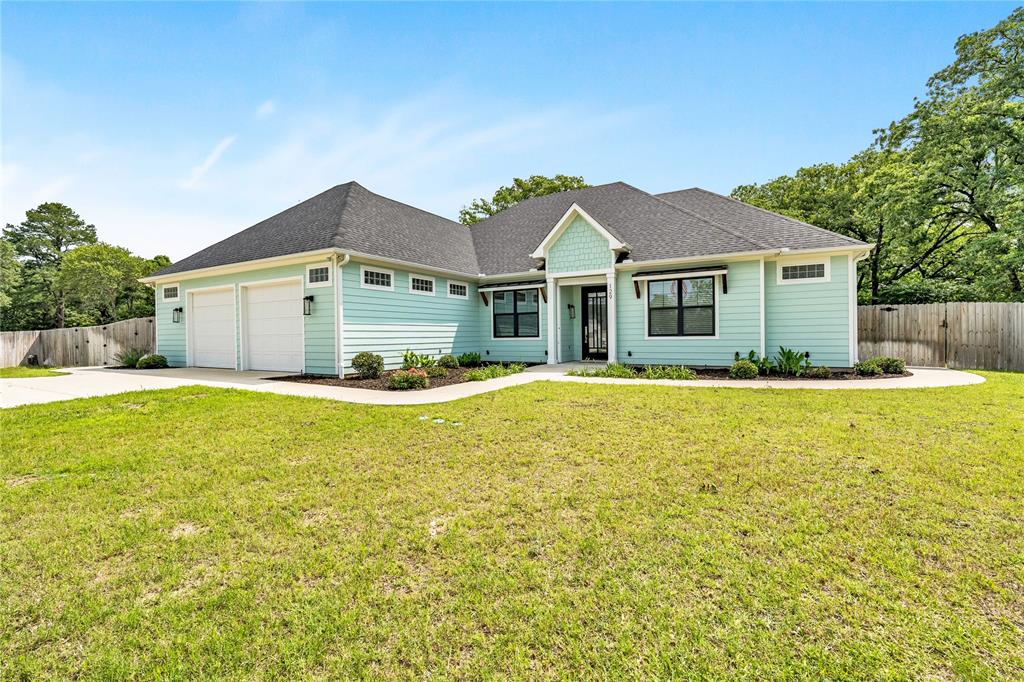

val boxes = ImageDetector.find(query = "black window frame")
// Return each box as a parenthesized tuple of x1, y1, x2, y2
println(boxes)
(493, 288, 540, 339)
(647, 276, 716, 337)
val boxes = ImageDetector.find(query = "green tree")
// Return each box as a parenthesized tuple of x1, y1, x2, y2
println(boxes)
(459, 175, 589, 225)
(58, 243, 144, 325)
(0, 239, 21, 310)
(3, 203, 97, 327)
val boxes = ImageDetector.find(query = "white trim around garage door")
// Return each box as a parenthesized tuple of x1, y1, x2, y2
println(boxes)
(237, 275, 305, 373)
(185, 284, 238, 370)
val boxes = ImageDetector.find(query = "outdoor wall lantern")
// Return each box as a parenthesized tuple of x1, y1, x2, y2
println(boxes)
(303, 295, 314, 315)
(172, 307, 183, 323)
(568, 303, 576, 320)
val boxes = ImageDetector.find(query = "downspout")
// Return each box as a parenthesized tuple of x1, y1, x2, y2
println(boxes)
(758, 257, 765, 359)
(850, 249, 871, 365)
(335, 252, 349, 377)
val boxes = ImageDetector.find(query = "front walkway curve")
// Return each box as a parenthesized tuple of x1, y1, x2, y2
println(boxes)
(0, 364, 986, 409)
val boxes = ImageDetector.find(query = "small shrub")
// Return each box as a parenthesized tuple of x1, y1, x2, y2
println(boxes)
(874, 356, 906, 374)
(735, 350, 773, 375)
(352, 352, 384, 379)
(457, 352, 482, 367)
(437, 354, 459, 369)
(804, 365, 832, 379)
(388, 368, 429, 390)
(114, 347, 148, 368)
(465, 363, 525, 381)
(426, 366, 449, 379)
(729, 359, 759, 380)
(136, 354, 168, 369)
(402, 349, 435, 369)
(854, 359, 883, 376)
(774, 346, 811, 377)
(640, 365, 696, 380)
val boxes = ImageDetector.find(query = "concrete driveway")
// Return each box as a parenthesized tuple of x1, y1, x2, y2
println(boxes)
(0, 365, 985, 409)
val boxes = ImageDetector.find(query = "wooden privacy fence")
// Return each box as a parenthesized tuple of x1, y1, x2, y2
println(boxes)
(0, 317, 155, 368)
(859, 303, 1024, 371)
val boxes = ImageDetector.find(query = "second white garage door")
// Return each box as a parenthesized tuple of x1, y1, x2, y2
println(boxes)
(244, 281, 303, 372)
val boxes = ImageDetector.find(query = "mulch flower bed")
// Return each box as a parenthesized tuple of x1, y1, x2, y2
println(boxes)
(689, 368, 913, 381)
(268, 367, 475, 391)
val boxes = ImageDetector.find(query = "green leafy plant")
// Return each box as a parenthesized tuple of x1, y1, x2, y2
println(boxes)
(736, 350, 773, 375)
(388, 368, 429, 390)
(114, 347, 148, 369)
(566, 363, 636, 378)
(774, 347, 811, 377)
(729, 359, 759, 380)
(437, 354, 460, 369)
(457, 352, 482, 368)
(135, 354, 168, 369)
(804, 365, 833, 379)
(401, 349, 436, 369)
(874, 356, 906, 374)
(426, 366, 449, 379)
(465, 363, 526, 381)
(351, 352, 384, 379)
(854, 359, 884, 376)
(640, 365, 696, 380)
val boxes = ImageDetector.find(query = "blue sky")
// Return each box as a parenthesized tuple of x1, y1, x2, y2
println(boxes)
(1, 2, 1015, 261)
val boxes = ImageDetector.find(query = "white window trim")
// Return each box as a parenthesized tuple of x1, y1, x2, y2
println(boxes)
(305, 263, 332, 289)
(408, 274, 436, 296)
(776, 257, 831, 285)
(162, 283, 181, 303)
(643, 276, 721, 341)
(490, 287, 543, 341)
(360, 265, 394, 292)
(447, 280, 469, 299)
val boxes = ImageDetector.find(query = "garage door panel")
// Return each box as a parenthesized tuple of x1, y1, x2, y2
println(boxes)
(245, 281, 303, 372)
(190, 289, 235, 369)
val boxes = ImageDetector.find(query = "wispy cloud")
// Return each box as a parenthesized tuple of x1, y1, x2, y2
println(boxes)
(181, 135, 237, 189)
(255, 99, 276, 119)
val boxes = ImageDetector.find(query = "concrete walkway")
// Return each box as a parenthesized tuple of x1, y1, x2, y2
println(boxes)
(0, 363, 985, 409)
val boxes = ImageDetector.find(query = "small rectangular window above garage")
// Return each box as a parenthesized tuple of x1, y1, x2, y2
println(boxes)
(306, 264, 331, 288)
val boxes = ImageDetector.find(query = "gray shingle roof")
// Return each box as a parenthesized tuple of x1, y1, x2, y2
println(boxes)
(154, 182, 478, 277)
(155, 181, 866, 279)
(655, 187, 865, 251)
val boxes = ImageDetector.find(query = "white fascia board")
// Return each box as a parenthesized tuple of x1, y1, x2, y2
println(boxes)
(529, 203, 627, 259)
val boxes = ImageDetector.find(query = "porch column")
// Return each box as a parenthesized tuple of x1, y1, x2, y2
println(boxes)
(606, 271, 617, 364)
(546, 277, 558, 364)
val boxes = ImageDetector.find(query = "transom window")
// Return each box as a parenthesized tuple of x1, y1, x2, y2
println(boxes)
(647, 277, 715, 337)
(493, 289, 540, 338)
(162, 284, 179, 301)
(410, 275, 435, 295)
(448, 281, 468, 299)
(306, 265, 330, 287)
(362, 268, 393, 290)
(782, 263, 826, 281)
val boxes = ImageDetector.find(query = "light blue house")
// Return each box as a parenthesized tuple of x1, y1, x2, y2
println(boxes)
(142, 182, 872, 373)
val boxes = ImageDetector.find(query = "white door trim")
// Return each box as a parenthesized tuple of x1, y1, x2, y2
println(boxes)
(238, 276, 304, 373)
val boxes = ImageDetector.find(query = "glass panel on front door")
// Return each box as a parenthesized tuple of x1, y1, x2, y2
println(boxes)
(581, 286, 608, 360)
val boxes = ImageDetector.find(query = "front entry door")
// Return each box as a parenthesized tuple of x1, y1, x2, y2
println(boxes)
(581, 286, 608, 360)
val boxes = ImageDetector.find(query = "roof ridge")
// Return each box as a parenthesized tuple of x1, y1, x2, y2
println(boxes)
(682, 188, 863, 245)
(624, 182, 769, 250)
(330, 182, 356, 249)
(470, 181, 627, 228)
(357, 182, 468, 230)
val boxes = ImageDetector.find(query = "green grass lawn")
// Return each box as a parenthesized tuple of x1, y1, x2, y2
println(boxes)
(0, 366, 67, 378)
(2, 374, 1022, 679)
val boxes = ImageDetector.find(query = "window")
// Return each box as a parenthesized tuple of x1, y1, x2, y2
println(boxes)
(448, 281, 468, 299)
(409, 275, 435, 295)
(493, 288, 540, 338)
(361, 266, 394, 291)
(162, 284, 180, 302)
(782, 263, 825, 281)
(647, 277, 715, 337)
(777, 260, 830, 285)
(306, 264, 331, 288)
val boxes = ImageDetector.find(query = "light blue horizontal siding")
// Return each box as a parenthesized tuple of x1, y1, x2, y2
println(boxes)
(477, 287, 549, 364)
(154, 261, 336, 374)
(765, 255, 852, 368)
(341, 261, 479, 371)
(615, 260, 762, 367)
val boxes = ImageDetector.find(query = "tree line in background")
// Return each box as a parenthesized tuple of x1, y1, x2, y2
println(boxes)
(732, 8, 1023, 304)
(1, 203, 170, 331)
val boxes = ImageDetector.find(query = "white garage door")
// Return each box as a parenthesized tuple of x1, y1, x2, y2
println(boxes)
(190, 289, 236, 369)
(244, 281, 303, 372)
